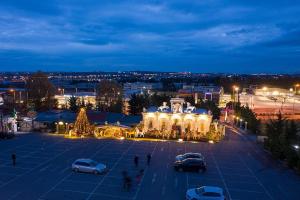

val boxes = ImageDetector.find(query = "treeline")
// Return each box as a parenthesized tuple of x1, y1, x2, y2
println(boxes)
(264, 113, 300, 170)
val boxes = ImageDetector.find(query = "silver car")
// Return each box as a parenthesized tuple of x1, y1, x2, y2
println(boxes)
(176, 152, 204, 162)
(72, 158, 107, 174)
(186, 186, 225, 200)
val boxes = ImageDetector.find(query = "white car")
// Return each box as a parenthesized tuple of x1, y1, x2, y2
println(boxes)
(72, 159, 107, 174)
(186, 186, 225, 200)
(176, 153, 204, 162)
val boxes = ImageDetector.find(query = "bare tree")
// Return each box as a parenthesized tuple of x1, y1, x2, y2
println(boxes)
(26, 71, 55, 111)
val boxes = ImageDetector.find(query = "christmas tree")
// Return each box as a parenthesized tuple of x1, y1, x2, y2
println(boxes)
(73, 107, 91, 136)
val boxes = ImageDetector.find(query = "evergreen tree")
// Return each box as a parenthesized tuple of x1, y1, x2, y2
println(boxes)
(129, 94, 149, 115)
(73, 108, 91, 136)
(68, 96, 79, 112)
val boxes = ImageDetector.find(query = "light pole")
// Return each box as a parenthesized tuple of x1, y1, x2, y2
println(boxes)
(262, 86, 268, 96)
(239, 118, 243, 128)
(295, 84, 299, 95)
(10, 89, 15, 103)
(58, 88, 65, 95)
(232, 85, 239, 105)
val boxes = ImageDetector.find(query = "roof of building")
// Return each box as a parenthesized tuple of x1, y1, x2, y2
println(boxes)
(35, 110, 141, 126)
(144, 106, 208, 114)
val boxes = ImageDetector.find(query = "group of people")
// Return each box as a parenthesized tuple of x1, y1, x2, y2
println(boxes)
(122, 153, 152, 191)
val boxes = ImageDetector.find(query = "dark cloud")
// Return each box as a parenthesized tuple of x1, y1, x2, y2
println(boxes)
(0, 0, 299, 72)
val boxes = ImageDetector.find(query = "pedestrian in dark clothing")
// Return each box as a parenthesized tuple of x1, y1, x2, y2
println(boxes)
(122, 170, 128, 189)
(147, 153, 151, 165)
(134, 155, 139, 167)
(136, 169, 144, 184)
(125, 176, 132, 191)
(11, 153, 16, 166)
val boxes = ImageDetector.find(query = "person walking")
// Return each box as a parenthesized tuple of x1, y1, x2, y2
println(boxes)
(125, 176, 132, 191)
(122, 170, 128, 189)
(147, 153, 151, 166)
(136, 169, 144, 185)
(11, 153, 16, 166)
(134, 155, 139, 168)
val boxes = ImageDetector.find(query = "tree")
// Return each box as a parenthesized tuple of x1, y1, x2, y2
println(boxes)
(73, 107, 92, 136)
(150, 93, 171, 107)
(68, 96, 79, 112)
(109, 97, 123, 113)
(198, 99, 221, 120)
(184, 96, 195, 106)
(234, 103, 260, 133)
(26, 71, 55, 111)
(265, 113, 287, 159)
(129, 94, 149, 115)
(96, 80, 122, 112)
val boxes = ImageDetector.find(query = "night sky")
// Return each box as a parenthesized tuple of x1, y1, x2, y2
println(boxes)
(0, 0, 300, 73)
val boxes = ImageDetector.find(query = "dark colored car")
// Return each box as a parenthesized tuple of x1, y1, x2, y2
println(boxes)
(174, 158, 206, 172)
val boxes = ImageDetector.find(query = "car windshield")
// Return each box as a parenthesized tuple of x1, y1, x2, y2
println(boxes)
(195, 187, 205, 195)
(89, 161, 98, 166)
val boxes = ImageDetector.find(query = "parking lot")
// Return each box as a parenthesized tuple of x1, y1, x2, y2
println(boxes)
(0, 129, 299, 200)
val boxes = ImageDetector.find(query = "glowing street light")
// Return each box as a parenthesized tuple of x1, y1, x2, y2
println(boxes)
(295, 84, 300, 95)
(178, 138, 183, 142)
(262, 86, 268, 91)
(232, 85, 240, 103)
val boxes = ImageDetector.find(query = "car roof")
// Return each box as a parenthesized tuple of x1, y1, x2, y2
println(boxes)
(75, 158, 95, 163)
(184, 152, 202, 155)
(201, 186, 223, 193)
(183, 158, 204, 162)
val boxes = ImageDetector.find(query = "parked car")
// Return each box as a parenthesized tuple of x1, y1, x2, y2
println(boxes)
(175, 152, 204, 162)
(72, 159, 107, 174)
(186, 186, 225, 200)
(174, 158, 206, 172)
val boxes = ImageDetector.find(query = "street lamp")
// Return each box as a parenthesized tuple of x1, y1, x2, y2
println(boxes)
(232, 85, 239, 103)
(9, 89, 16, 104)
(295, 84, 300, 95)
(58, 88, 65, 95)
(262, 86, 268, 96)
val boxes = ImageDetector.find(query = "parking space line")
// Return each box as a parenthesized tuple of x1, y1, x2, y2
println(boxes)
(228, 188, 265, 194)
(222, 173, 255, 178)
(211, 152, 232, 200)
(86, 142, 135, 199)
(133, 142, 158, 200)
(38, 142, 112, 199)
(238, 156, 274, 200)
(62, 179, 96, 185)
(0, 142, 72, 189)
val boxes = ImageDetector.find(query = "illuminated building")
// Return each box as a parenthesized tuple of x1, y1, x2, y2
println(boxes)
(142, 98, 212, 139)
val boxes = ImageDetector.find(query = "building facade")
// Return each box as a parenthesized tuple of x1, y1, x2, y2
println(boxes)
(55, 92, 96, 109)
(142, 98, 212, 139)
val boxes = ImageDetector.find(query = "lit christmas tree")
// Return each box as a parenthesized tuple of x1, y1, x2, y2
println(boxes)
(73, 107, 91, 136)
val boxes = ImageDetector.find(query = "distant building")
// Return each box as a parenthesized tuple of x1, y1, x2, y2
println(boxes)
(142, 98, 212, 139)
(54, 92, 96, 109)
(254, 87, 294, 97)
(178, 85, 224, 104)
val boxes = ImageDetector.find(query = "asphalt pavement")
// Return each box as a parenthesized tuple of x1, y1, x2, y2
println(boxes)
(0, 129, 299, 200)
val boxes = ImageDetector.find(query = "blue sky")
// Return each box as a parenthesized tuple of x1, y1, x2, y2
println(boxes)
(0, 0, 300, 73)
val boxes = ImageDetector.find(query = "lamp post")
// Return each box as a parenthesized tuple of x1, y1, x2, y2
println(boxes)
(232, 85, 239, 106)
(262, 86, 268, 96)
(295, 84, 299, 95)
(58, 88, 64, 95)
(10, 89, 15, 104)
